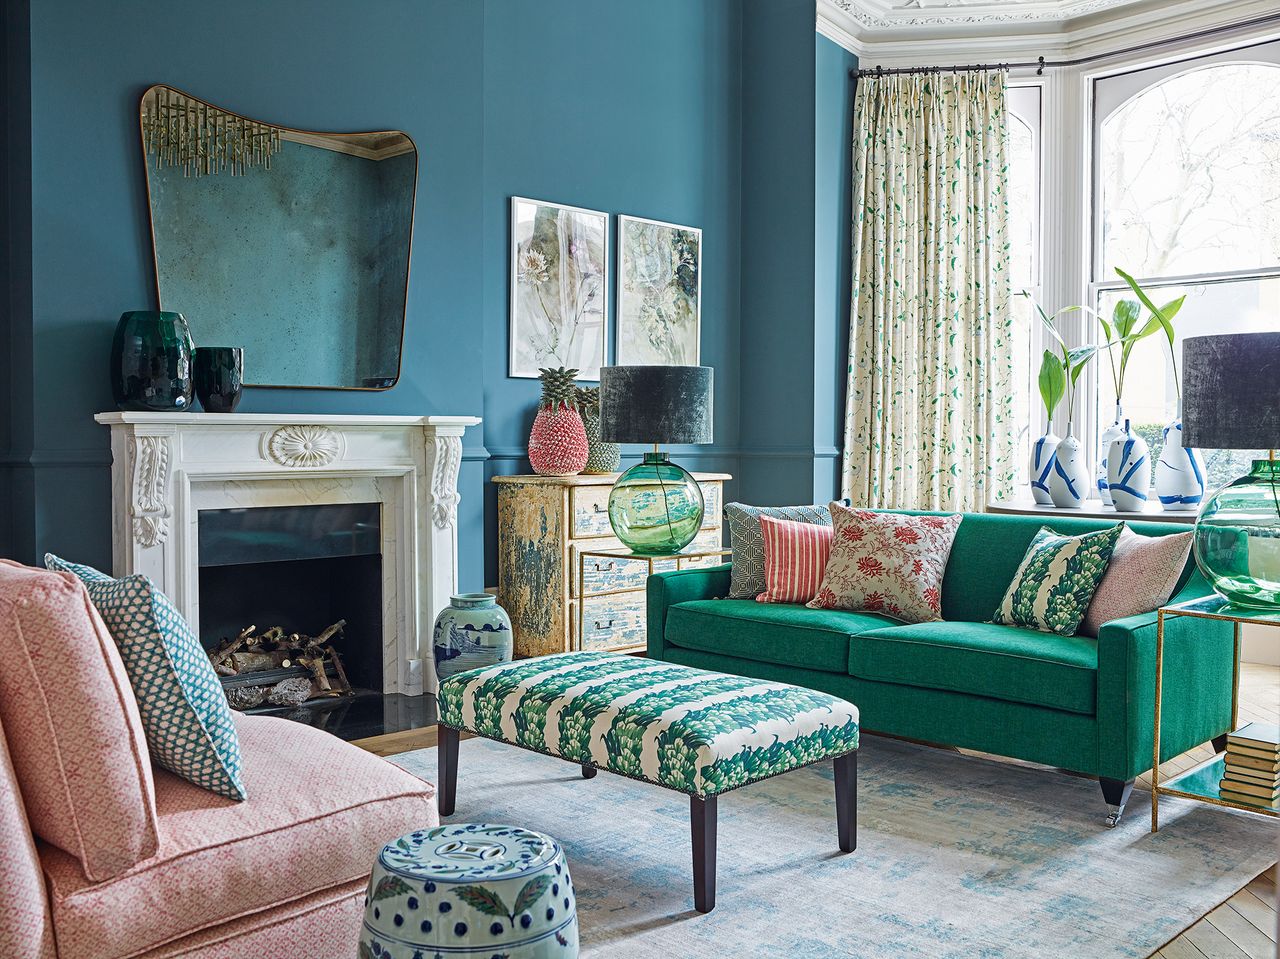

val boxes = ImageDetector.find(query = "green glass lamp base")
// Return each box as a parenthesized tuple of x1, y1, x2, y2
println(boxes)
(607, 452, 704, 555)
(1193, 458, 1280, 609)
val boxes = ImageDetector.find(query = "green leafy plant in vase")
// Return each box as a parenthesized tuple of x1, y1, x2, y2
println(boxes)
(1024, 295, 1102, 508)
(1115, 268, 1205, 511)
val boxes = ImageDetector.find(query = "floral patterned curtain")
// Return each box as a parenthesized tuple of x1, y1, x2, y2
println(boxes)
(842, 70, 1015, 512)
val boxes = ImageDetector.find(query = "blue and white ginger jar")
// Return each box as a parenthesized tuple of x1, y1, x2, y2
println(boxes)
(433, 594, 512, 682)
(1106, 420, 1151, 512)
(1048, 434, 1090, 508)
(1029, 424, 1061, 506)
(1154, 415, 1206, 512)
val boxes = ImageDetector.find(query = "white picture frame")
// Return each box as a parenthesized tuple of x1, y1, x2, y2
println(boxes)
(509, 196, 609, 380)
(616, 214, 702, 366)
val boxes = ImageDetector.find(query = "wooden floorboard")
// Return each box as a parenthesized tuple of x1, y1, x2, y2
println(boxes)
(352, 664, 1279, 957)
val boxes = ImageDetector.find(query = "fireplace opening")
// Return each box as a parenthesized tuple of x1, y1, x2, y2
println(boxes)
(198, 502, 383, 697)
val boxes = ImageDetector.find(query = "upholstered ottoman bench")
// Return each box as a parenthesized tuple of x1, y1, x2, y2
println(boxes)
(436, 651, 860, 912)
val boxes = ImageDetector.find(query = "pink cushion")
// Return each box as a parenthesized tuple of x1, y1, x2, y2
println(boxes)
(1081, 528, 1193, 637)
(757, 515, 834, 604)
(136, 880, 365, 959)
(44, 714, 437, 959)
(0, 714, 56, 959)
(0, 560, 159, 881)
(808, 506, 963, 623)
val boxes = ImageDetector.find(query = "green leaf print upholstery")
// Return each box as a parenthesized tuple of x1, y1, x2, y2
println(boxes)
(438, 652, 859, 798)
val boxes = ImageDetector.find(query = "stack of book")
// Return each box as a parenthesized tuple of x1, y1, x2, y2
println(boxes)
(1220, 722, 1279, 808)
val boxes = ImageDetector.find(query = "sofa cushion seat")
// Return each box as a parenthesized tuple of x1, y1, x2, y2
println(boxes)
(41, 714, 437, 959)
(851, 621, 1099, 715)
(665, 599, 900, 674)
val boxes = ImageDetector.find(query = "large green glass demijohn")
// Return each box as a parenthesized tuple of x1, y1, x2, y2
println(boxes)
(599, 366, 714, 556)
(1182, 332, 1280, 609)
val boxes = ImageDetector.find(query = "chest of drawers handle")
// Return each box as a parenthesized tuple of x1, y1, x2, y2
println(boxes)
(592, 561, 615, 572)
(594, 619, 615, 630)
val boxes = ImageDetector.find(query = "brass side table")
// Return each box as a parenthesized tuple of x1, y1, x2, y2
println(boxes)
(576, 546, 731, 655)
(1151, 596, 1280, 831)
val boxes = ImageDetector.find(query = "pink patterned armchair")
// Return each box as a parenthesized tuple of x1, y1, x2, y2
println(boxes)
(0, 560, 437, 959)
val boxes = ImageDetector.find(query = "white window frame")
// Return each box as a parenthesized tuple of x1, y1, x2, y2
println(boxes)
(1014, 22, 1280, 494)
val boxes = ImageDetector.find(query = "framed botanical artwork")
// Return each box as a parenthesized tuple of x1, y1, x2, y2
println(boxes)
(616, 215, 702, 366)
(509, 196, 609, 380)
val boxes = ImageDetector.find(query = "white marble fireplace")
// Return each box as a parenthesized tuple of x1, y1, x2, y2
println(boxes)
(95, 412, 481, 696)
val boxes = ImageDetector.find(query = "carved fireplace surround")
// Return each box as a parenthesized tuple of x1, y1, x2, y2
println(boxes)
(95, 412, 482, 696)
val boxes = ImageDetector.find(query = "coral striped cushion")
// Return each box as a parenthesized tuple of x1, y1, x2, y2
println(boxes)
(757, 515, 833, 604)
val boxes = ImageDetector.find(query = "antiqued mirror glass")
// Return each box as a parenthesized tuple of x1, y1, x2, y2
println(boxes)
(140, 84, 415, 390)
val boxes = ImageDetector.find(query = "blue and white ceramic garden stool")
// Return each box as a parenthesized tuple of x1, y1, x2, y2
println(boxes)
(359, 823, 579, 959)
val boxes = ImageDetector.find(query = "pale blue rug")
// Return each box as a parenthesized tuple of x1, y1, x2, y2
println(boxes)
(392, 735, 1277, 958)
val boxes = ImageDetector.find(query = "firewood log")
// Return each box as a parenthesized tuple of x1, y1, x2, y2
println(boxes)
(267, 676, 312, 707)
(298, 655, 332, 694)
(209, 625, 256, 667)
(229, 651, 285, 673)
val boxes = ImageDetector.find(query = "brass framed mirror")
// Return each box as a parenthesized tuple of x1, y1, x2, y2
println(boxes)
(139, 84, 416, 390)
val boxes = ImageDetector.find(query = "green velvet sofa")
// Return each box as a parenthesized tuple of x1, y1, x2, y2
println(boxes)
(647, 510, 1236, 825)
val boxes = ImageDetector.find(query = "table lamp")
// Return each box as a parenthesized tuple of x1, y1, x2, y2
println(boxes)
(599, 366, 714, 555)
(1182, 332, 1280, 608)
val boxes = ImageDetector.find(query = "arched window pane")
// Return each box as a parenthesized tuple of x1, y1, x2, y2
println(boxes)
(1008, 113, 1035, 289)
(1099, 63, 1280, 276)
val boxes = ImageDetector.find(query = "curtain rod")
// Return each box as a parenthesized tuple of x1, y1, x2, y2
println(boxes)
(849, 10, 1280, 79)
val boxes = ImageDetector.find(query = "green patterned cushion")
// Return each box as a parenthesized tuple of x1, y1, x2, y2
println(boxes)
(45, 555, 247, 800)
(438, 652, 859, 798)
(991, 524, 1125, 636)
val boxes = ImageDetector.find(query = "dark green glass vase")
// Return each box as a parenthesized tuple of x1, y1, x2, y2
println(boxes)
(194, 346, 244, 413)
(110, 310, 195, 411)
(607, 452, 704, 555)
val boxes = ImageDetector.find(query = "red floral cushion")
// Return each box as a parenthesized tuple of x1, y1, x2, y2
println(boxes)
(807, 506, 962, 623)
(757, 515, 834, 604)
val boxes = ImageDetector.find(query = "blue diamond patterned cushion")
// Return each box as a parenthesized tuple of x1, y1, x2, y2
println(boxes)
(45, 555, 247, 801)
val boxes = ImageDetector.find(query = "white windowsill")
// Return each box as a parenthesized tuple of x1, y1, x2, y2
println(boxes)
(986, 497, 1195, 525)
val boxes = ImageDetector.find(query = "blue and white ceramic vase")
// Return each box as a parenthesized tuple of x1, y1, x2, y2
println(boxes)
(1106, 420, 1150, 512)
(360, 823, 579, 959)
(1154, 410, 1207, 512)
(1096, 404, 1126, 507)
(1048, 434, 1089, 508)
(433, 594, 512, 682)
(1029, 424, 1061, 506)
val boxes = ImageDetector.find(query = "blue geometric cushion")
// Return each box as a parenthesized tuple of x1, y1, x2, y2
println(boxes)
(45, 555, 246, 801)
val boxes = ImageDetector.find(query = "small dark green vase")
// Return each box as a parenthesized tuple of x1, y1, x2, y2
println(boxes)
(110, 310, 195, 411)
(194, 347, 244, 413)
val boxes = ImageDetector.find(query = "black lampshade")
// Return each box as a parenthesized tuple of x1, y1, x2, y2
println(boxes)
(599, 366, 713, 445)
(1182, 333, 1280, 450)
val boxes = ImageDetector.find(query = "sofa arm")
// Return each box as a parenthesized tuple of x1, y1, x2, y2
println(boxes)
(1095, 571, 1235, 782)
(647, 564, 731, 659)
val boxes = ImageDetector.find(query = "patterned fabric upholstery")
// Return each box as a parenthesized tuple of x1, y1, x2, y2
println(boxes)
(0, 560, 159, 882)
(1080, 528, 1193, 637)
(41, 714, 437, 959)
(991, 525, 1125, 635)
(439, 652, 859, 798)
(724, 502, 839, 599)
(757, 515, 833, 604)
(0, 712, 56, 959)
(46, 555, 246, 801)
(137, 880, 365, 959)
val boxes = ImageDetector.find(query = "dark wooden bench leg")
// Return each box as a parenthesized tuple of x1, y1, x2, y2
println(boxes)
(437, 725, 459, 817)
(834, 751, 857, 853)
(581, 764, 597, 779)
(690, 795, 717, 913)
(1211, 733, 1229, 754)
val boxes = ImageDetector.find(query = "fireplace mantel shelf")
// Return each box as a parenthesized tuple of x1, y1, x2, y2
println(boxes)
(96, 412, 481, 429)
(96, 410, 482, 696)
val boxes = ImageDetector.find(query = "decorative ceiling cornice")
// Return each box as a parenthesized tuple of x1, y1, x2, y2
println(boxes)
(831, 0, 1140, 32)
(818, 0, 1279, 63)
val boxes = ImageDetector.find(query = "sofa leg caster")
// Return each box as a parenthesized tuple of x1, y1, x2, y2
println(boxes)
(1099, 777, 1133, 828)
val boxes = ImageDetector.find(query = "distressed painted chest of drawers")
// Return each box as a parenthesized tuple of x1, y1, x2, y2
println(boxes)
(493, 472, 730, 658)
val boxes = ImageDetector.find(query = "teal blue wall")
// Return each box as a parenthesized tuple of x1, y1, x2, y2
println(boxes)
(3, 0, 853, 587)
(480, 0, 744, 584)
(814, 34, 859, 503)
